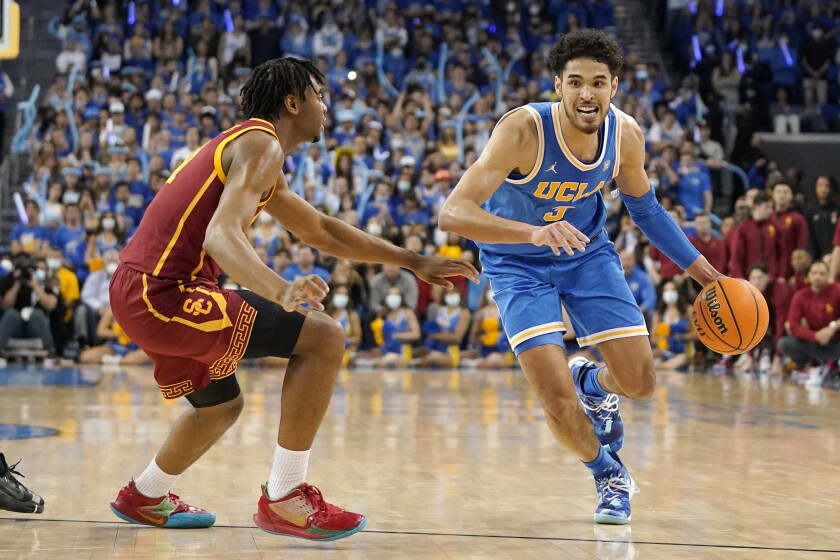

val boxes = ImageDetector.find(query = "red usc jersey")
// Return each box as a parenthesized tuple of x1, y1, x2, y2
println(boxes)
(120, 118, 278, 282)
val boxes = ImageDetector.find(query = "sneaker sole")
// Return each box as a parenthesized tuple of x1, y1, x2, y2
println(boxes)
(0, 494, 44, 514)
(594, 512, 631, 525)
(110, 504, 216, 528)
(254, 515, 367, 542)
(593, 475, 635, 525)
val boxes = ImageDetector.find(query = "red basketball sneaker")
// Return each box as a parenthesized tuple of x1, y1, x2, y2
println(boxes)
(253, 483, 366, 541)
(110, 480, 216, 528)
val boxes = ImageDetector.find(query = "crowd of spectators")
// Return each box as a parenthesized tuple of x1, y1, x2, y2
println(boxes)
(663, 0, 840, 138)
(4, 0, 840, 387)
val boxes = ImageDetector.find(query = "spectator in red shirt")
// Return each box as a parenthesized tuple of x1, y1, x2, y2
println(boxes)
(689, 212, 726, 272)
(788, 247, 812, 292)
(746, 263, 792, 375)
(826, 212, 840, 282)
(647, 209, 686, 284)
(729, 192, 782, 279)
(722, 197, 752, 276)
(778, 261, 840, 369)
(771, 182, 809, 279)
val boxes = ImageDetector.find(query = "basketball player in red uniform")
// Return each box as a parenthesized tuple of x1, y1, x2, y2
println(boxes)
(108, 58, 478, 540)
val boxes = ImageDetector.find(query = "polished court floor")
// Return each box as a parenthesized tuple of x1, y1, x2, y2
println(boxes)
(0, 362, 838, 559)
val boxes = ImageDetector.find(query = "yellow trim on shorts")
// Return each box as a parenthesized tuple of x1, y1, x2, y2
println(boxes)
(576, 325, 649, 347)
(209, 302, 257, 380)
(509, 322, 566, 349)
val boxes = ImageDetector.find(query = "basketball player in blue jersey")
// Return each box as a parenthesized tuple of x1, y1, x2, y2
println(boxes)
(440, 29, 725, 524)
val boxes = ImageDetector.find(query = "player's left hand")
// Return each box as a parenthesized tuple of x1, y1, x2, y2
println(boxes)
(413, 256, 479, 288)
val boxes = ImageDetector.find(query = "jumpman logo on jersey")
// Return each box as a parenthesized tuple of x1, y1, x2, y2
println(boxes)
(603, 160, 611, 172)
(546, 162, 557, 173)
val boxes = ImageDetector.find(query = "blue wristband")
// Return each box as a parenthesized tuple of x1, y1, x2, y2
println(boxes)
(619, 188, 700, 270)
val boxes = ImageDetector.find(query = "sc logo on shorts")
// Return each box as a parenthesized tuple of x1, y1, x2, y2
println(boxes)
(183, 298, 213, 316)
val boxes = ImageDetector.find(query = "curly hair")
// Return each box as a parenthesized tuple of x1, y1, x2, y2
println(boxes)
(547, 29, 624, 77)
(241, 57, 326, 121)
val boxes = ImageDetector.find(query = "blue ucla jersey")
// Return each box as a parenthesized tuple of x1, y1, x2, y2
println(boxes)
(478, 102, 623, 257)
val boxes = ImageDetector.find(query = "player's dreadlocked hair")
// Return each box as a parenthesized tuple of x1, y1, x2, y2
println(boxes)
(547, 29, 624, 77)
(240, 58, 326, 121)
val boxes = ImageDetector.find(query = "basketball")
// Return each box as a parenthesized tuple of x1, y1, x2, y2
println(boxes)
(692, 278, 770, 355)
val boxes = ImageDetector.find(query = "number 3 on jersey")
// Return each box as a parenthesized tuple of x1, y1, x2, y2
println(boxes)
(533, 180, 606, 222)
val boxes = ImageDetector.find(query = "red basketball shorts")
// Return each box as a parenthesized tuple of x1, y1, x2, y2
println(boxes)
(109, 264, 257, 399)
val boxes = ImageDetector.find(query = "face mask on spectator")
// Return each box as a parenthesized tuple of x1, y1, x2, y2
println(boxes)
(34, 269, 45, 283)
(649, 178, 660, 190)
(333, 294, 349, 309)
(106, 262, 118, 275)
(0, 259, 12, 273)
(367, 222, 383, 236)
(385, 294, 402, 310)
(63, 191, 80, 204)
(44, 204, 63, 224)
(102, 217, 116, 231)
(259, 212, 273, 224)
(663, 290, 679, 305)
(47, 258, 61, 271)
(444, 293, 461, 307)
(397, 180, 411, 193)
(433, 227, 448, 247)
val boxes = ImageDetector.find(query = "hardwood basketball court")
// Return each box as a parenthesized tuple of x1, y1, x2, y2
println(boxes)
(0, 363, 838, 559)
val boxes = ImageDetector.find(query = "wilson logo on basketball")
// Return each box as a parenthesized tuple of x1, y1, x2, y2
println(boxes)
(692, 315, 708, 338)
(704, 286, 729, 335)
(693, 277, 769, 355)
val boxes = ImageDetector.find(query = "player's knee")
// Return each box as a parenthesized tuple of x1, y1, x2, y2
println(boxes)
(214, 394, 244, 425)
(629, 373, 656, 400)
(299, 313, 345, 356)
(612, 358, 656, 400)
(542, 391, 583, 421)
(226, 393, 245, 419)
(624, 365, 656, 400)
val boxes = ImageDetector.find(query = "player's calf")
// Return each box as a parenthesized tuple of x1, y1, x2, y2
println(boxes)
(569, 357, 625, 452)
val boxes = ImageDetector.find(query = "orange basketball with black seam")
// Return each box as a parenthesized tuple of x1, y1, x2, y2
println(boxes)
(691, 278, 769, 355)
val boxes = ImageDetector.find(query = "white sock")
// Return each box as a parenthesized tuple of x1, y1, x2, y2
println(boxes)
(134, 458, 180, 499)
(266, 445, 310, 500)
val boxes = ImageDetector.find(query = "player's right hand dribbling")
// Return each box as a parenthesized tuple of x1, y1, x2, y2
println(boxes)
(279, 275, 329, 315)
(530, 222, 589, 256)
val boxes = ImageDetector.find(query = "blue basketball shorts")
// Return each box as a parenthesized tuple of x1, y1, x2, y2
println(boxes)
(480, 240, 648, 355)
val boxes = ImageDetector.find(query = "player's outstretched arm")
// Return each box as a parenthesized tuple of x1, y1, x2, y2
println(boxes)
(614, 113, 724, 286)
(439, 109, 588, 256)
(265, 183, 479, 289)
(205, 132, 327, 313)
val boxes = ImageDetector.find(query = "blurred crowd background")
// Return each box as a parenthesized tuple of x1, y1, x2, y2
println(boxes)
(2, 0, 840, 387)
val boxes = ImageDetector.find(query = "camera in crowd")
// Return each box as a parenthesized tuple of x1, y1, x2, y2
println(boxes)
(12, 254, 43, 284)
